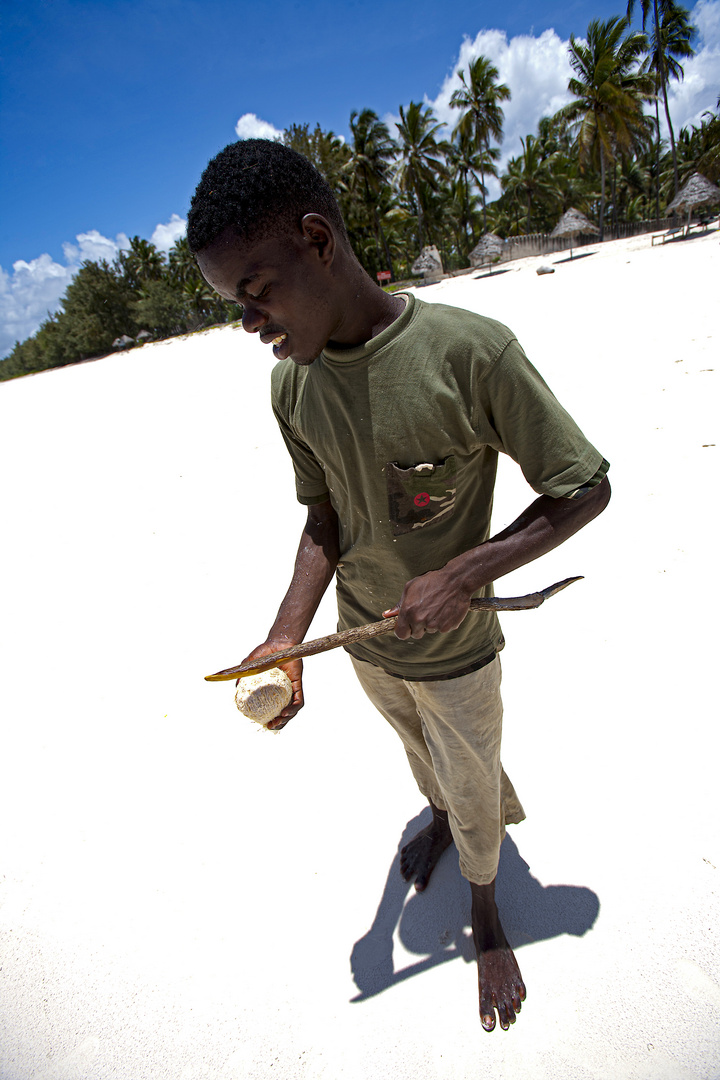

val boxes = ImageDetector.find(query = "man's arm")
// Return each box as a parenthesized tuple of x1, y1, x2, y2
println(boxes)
(385, 477, 611, 640)
(242, 499, 340, 729)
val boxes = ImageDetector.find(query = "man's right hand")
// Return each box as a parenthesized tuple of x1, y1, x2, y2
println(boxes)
(239, 500, 340, 732)
(238, 638, 304, 731)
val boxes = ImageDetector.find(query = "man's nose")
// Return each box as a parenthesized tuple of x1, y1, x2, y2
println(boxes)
(241, 303, 267, 334)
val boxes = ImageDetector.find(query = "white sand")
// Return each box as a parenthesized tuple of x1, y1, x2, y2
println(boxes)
(1, 229, 718, 1080)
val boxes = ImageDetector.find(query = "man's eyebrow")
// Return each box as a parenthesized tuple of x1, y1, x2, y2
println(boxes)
(234, 273, 259, 301)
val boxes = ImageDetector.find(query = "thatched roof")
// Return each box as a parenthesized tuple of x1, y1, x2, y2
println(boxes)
(667, 172, 720, 213)
(551, 209, 600, 239)
(470, 234, 505, 263)
(411, 245, 443, 275)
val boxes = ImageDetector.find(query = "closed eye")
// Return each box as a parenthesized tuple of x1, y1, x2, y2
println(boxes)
(247, 283, 270, 301)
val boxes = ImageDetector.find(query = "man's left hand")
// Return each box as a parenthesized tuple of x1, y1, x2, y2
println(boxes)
(383, 569, 473, 640)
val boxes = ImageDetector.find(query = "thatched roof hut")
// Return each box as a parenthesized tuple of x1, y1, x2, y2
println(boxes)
(551, 209, 600, 240)
(469, 234, 505, 268)
(667, 173, 720, 214)
(411, 245, 443, 279)
(550, 209, 600, 259)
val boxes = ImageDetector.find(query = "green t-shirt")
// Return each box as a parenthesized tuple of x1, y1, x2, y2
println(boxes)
(271, 293, 604, 678)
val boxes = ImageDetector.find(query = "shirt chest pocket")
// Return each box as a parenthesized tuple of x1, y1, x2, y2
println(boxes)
(386, 456, 457, 537)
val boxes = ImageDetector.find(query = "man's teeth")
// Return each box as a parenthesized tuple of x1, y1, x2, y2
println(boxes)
(271, 334, 287, 346)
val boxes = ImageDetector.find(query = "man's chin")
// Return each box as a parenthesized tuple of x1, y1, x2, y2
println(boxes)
(290, 350, 320, 367)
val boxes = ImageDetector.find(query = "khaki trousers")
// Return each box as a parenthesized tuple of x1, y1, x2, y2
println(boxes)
(350, 654, 525, 885)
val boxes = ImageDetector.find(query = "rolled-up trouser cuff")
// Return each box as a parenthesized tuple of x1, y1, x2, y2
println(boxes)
(350, 655, 525, 886)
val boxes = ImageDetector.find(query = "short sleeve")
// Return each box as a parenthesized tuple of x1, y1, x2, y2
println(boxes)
(477, 338, 606, 498)
(270, 372, 330, 505)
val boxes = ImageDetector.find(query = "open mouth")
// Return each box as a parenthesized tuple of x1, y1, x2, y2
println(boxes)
(271, 334, 287, 347)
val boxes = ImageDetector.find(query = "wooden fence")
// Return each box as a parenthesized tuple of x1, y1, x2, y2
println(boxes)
(469, 218, 675, 268)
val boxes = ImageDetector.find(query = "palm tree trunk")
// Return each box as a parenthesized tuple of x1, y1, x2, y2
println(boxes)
(599, 144, 607, 242)
(415, 188, 425, 249)
(655, 97, 661, 221)
(375, 210, 395, 280)
(480, 172, 487, 233)
(651, 0, 678, 198)
(611, 164, 618, 236)
(661, 77, 680, 197)
(481, 142, 488, 232)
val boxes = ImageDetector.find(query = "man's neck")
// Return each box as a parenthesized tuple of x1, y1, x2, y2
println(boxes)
(327, 254, 407, 350)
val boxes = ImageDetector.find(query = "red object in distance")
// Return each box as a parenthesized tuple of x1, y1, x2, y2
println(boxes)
(376, 270, 392, 281)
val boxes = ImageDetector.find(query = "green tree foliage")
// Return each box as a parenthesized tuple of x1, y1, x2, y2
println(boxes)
(118, 235, 166, 289)
(395, 102, 448, 249)
(561, 17, 655, 238)
(450, 56, 511, 232)
(132, 279, 189, 339)
(283, 123, 351, 213)
(500, 135, 558, 234)
(4, 65, 718, 381)
(53, 258, 138, 361)
(676, 98, 720, 183)
(1, 236, 241, 381)
(345, 109, 398, 277)
(444, 132, 485, 258)
(628, 0, 696, 196)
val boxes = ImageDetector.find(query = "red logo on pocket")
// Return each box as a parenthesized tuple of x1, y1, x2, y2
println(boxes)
(414, 492, 430, 507)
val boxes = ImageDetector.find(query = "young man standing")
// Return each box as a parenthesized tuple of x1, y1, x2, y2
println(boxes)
(189, 139, 610, 1031)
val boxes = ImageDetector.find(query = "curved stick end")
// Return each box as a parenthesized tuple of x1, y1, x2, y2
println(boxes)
(543, 575, 584, 599)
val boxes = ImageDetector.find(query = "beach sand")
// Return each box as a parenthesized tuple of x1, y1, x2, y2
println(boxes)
(0, 227, 718, 1080)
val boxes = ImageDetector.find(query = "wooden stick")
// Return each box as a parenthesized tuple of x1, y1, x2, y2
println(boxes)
(204, 576, 583, 682)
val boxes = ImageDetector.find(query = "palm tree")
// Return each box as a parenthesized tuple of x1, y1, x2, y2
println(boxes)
(500, 135, 558, 234)
(347, 109, 398, 277)
(561, 17, 655, 239)
(283, 122, 352, 217)
(635, 0, 696, 199)
(394, 102, 447, 249)
(118, 237, 165, 290)
(450, 56, 511, 233)
(168, 237, 201, 288)
(678, 97, 719, 183)
(446, 130, 491, 254)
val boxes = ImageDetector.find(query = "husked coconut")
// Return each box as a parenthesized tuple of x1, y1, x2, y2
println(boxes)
(235, 667, 293, 726)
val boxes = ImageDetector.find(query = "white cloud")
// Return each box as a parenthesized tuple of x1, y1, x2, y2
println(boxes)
(0, 220, 186, 360)
(414, 28, 574, 201)
(234, 113, 283, 141)
(0, 230, 128, 359)
(695, 0, 720, 44)
(151, 214, 187, 253)
(61, 229, 130, 267)
(419, 7, 719, 200)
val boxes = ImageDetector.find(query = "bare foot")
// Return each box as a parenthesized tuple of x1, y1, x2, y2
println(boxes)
(400, 801, 454, 891)
(471, 878, 526, 1031)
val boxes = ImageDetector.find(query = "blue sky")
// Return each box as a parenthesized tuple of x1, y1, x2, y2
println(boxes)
(2, 0, 718, 356)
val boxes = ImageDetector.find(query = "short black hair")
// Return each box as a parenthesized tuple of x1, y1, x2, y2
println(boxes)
(187, 139, 348, 253)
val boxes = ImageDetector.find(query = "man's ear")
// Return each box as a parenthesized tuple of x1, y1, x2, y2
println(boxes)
(300, 214, 335, 266)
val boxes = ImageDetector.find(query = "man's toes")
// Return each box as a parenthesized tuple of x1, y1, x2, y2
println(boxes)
(517, 980, 527, 1002)
(399, 856, 414, 881)
(512, 989, 523, 1012)
(481, 1010, 496, 1032)
(497, 1000, 516, 1029)
(414, 872, 430, 892)
(480, 990, 497, 1031)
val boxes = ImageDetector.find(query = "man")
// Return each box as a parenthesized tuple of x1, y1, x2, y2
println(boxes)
(188, 139, 610, 1032)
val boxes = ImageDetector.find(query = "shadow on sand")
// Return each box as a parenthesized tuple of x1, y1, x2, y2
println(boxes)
(473, 268, 512, 280)
(553, 251, 597, 264)
(350, 807, 599, 1002)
